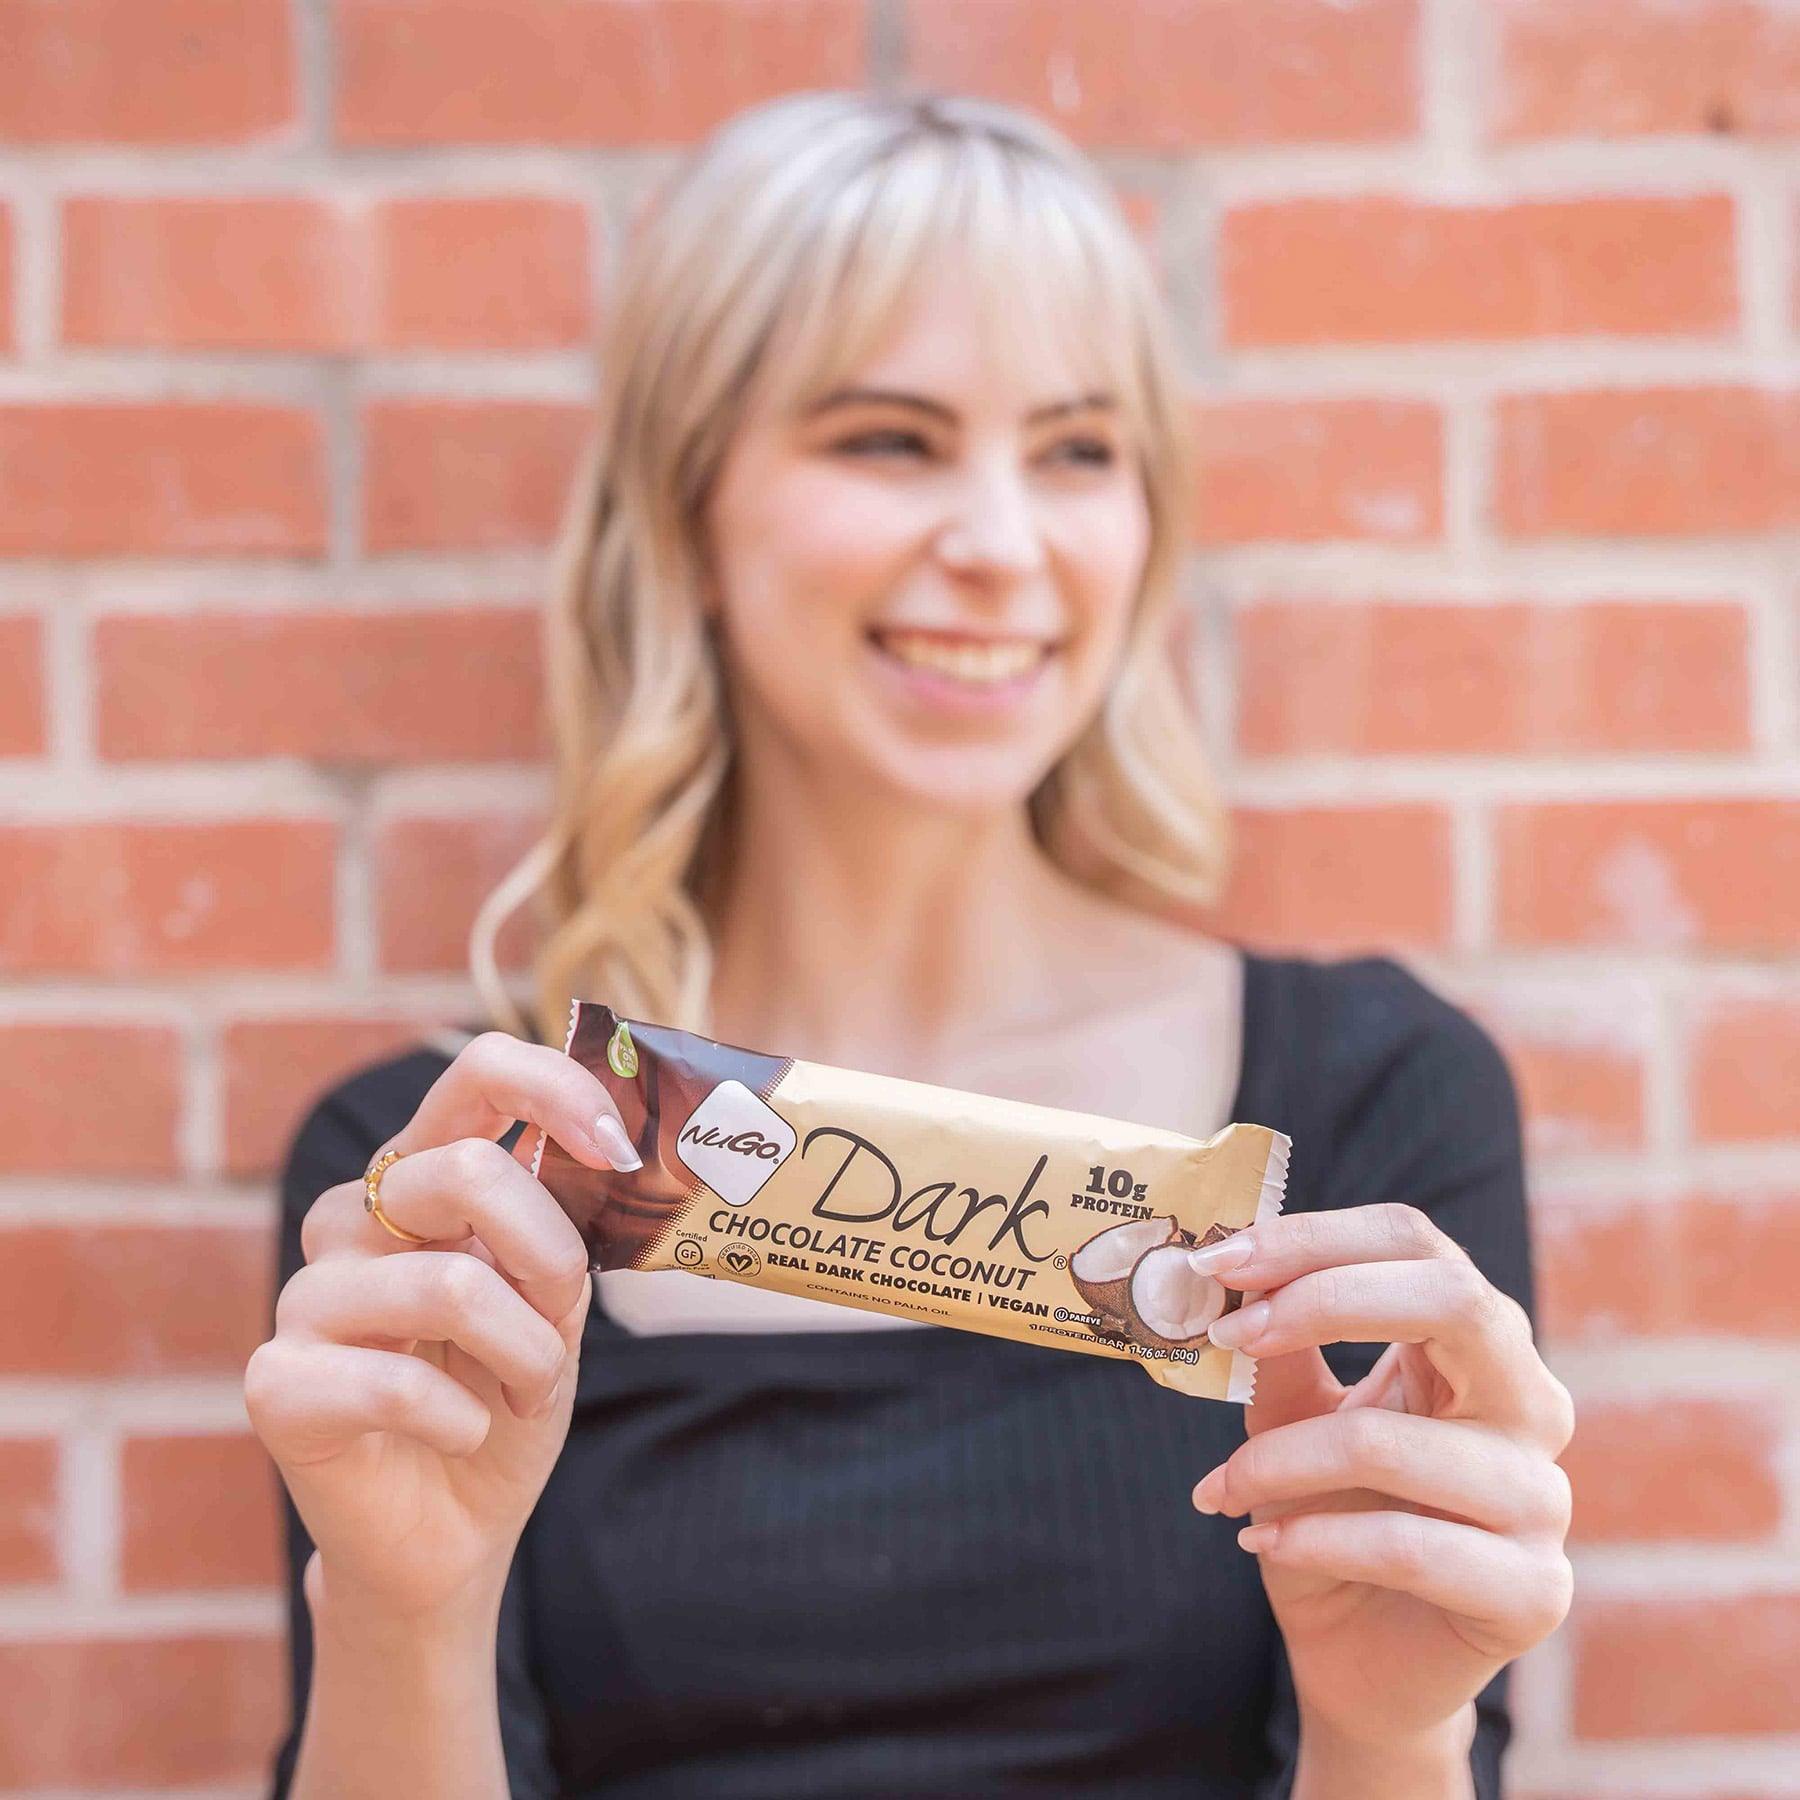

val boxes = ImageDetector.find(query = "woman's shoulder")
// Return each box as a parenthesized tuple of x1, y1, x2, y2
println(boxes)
(1283, 949, 1496, 1051)
(1266, 949, 1523, 1183)
(1288, 950, 1512, 1072)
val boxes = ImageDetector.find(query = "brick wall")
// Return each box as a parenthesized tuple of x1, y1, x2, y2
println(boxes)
(1, 1, 1795, 1794)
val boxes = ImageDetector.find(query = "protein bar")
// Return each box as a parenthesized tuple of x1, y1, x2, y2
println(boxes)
(524, 1001, 1290, 1403)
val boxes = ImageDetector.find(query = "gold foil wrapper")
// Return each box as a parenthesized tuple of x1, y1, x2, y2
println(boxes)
(525, 1001, 1290, 1403)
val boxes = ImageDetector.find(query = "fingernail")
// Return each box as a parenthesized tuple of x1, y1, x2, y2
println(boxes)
(1209, 1299, 1270, 1349)
(1189, 1231, 1255, 1275)
(1191, 1466, 1225, 1514)
(529, 1377, 562, 1419)
(1238, 1522, 1278, 1553)
(593, 1115, 642, 1171)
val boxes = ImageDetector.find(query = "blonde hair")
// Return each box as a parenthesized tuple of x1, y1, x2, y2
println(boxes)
(470, 88, 1230, 1045)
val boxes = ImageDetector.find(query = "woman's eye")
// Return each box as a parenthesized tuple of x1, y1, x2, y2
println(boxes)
(836, 430, 929, 456)
(1057, 438, 1116, 467)
(834, 432, 1116, 466)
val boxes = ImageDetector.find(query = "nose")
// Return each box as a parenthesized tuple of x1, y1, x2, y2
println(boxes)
(936, 460, 1046, 578)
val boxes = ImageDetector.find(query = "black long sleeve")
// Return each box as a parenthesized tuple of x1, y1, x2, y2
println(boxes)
(261, 950, 1535, 1798)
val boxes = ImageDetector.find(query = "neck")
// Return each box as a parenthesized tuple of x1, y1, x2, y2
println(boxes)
(704, 759, 1094, 1073)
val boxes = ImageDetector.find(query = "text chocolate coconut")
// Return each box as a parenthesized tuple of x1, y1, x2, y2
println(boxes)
(524, 1001, 1291, 1403)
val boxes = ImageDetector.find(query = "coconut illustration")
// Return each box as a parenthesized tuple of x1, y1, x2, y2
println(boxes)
(1070, 1215, 1251, 1352)
(1123, 1242, 1231, 1351)
(1069, 1214, 1182, 1333)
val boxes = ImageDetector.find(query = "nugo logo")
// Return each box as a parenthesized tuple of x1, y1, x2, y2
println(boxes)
(676, 1080, 796, 1207)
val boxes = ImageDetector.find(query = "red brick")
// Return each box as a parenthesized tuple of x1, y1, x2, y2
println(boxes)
(1692, 995, 1800, 1144)
(61, 193, 593, 353)
(1235, 599, 1750, 757)
(0, 820, 337, 974)
(374, 811, 542, 973)
(1496, 386, 1800, 538)
(369, 195, 594, 349)
(0, 403, 327, 557)
(909, 0, 1419, 149)
(336, 0, 867, 146)
(1194, 805, 1453, 951)
(0, 0, 295, 144)
(62, 196, 351, 351)
(1497, 800, 1800, 952)
(222, 1014, 446, 1179)
(0, 614, 44, 755)
(0, 1022, 183, 1176)
(1500, 1035, 1646, 1158)
(0, 204, 12, 350)
(363, 400, 589, 552)
(1193, 398, 1442, 543)
(1574, 1593, 1800, 1737)
(0, 1438, 58, 1584)
(1494, 0, 1800, 141)
(1562, 1397, 1781, 1543)
(1536, 1190, 1800, 1341)
(0, 1225, 268, 1376)
(0, 1634, 282, 1786)
(120, 1434, 283, 1591)
(1223, 195, 1736, 346)
(95, 609, 544, 764)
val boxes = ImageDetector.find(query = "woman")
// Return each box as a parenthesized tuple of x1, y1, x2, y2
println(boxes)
(250, 90, 1574, 1798)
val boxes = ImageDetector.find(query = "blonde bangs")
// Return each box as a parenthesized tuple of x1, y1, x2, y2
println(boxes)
(755, 132, 1151, 470)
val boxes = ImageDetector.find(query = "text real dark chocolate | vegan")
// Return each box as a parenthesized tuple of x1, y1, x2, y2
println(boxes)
(524, 1001, 1290, 1403)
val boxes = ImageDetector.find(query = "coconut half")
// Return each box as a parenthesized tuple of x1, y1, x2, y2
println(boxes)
(1190, 1222, 1246, 1320)
(1069, 1214, 1180, 1329)
(1125, 1242, 1230, 1351)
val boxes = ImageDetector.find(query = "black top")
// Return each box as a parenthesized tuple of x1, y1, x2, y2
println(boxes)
(266, 950, 1535, 1798)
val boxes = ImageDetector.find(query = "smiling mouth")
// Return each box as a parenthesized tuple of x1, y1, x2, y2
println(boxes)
(866, 626, 1056, 686)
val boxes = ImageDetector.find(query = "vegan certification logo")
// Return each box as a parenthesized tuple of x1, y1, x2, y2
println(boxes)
(717, 1242, 762, 1279)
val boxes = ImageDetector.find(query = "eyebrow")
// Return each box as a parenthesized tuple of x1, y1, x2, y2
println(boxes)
(801, 386, 1118, 426)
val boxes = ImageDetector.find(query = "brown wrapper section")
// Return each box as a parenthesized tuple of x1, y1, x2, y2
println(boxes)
(524, 1001, 1290, 1403)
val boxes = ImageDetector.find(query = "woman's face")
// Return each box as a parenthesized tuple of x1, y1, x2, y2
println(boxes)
(701, 261, 1152, 813)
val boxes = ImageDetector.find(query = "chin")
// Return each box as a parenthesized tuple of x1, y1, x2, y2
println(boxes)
(850, 738, 1060, 815)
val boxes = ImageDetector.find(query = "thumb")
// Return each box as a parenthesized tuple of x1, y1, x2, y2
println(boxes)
(556, 1270, 593, 1356)
(1243, 1344, 1342, 1437)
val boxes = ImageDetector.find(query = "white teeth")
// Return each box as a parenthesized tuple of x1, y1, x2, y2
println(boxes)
(874, 631, 1047, 685)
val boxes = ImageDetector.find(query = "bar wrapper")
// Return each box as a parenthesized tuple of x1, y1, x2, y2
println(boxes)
(524, 1001, 1290, 1404)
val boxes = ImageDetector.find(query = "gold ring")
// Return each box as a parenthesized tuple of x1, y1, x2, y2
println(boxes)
(364, 1148, 431, 1244)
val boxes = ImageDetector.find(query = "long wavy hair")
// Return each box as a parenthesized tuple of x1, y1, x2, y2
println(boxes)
(469, 88, 1230, 1046)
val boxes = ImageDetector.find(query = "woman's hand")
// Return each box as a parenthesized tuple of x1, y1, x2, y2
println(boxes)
(1188, 1204, 1575, 1759)
(245, 1032, 634, 1623)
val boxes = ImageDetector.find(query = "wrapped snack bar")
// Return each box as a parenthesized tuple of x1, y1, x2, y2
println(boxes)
(526, 1001, 1290, 1403)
